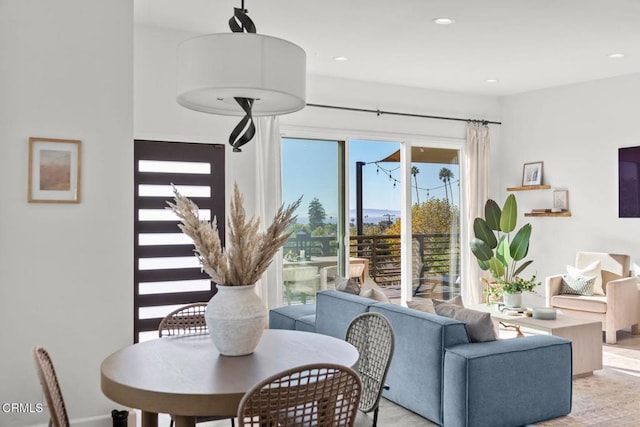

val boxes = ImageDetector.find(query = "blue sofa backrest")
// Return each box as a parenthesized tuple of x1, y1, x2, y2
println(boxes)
(370, 303, 469, 425)
(315, 290, 380, 338)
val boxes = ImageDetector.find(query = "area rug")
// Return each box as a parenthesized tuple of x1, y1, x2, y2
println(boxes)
(533, 332, 640, 426)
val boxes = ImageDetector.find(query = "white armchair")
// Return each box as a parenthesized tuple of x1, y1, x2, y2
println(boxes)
(545, 252, 640, 344)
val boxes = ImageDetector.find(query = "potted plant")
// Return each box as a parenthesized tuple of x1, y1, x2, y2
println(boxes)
(470, 194, 539, 307)
(168, 183, 301, 355)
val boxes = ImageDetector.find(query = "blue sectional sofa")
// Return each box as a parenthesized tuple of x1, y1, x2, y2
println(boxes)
(270, 290, 573, 427)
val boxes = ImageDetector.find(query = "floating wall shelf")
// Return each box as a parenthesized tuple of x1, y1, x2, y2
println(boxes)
(524, 211, 572, 217)
(506, 185, 551, 191)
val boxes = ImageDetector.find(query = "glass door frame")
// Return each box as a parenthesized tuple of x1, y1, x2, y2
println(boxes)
(399, 138, 467, 304)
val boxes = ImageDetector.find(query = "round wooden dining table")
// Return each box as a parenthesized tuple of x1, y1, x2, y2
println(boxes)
(100, 329, 359, 427)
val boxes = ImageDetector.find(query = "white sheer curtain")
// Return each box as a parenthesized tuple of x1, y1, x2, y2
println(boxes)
(463, 124, 490, 304)
(254, 116, 283, 310)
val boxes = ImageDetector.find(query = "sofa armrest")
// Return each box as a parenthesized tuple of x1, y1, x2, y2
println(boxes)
(606, 276, 640, 326)
(545, 274, 564, 306)
(444, 335, 572, 427)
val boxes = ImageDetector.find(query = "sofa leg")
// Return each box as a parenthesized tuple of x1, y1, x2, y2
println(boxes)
(605, 328, 617, 344)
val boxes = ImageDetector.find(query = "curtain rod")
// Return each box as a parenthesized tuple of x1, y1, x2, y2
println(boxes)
(306, 103, 502, 125)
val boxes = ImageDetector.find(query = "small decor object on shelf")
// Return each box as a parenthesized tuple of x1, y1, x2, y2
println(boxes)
(168, 183, 301, 356)
(470, 194, 540, 306)
(553, 190, 569, 211)
(28, 137, 81, 203)
(522, 161, 543, 186)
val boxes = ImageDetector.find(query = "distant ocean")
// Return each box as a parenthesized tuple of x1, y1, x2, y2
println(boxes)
(296, 209, 401, 225)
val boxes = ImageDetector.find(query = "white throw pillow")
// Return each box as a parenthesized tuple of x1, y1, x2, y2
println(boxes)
(567, 260, 604, 295)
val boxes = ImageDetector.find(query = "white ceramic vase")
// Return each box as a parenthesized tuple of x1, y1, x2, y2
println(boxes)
(205, 283, 266, 356)
(503, 292, 522, 308)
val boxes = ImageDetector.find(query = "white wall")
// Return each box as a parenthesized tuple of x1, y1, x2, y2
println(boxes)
(0, 1, 133, 426)
(499, 73, 640, 305)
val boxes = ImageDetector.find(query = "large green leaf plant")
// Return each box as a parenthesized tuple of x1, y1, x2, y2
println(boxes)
(470, 194, 538, 301)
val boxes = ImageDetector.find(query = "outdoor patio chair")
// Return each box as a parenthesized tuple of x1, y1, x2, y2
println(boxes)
(346, 313, 395, 427)
(237, 363, 362, 427)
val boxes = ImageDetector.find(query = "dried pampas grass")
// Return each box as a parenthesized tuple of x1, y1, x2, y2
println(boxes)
(167, 183, 301, 286)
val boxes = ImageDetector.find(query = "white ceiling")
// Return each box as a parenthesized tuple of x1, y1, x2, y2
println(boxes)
(135, 0, 640, 96)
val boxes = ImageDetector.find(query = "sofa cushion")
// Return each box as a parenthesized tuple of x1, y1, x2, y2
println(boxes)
(560, 274, 596, 296)
(550, 294, 607, 313)
(568, 260, 603, 295)
(335, 275, 361, 295)
(269, 303, 317, 330)
(407, 295, 463, 314)
(433, 302, 497, 343)
(359, 287, 390, 303)
(444, 336, 572, 427)
(295, 314, 316, 332)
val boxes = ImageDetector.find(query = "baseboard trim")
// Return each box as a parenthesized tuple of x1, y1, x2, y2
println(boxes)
(29, 410, 136, 427)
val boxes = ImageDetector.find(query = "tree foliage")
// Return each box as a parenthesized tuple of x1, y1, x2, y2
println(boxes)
(386, 198, 459, 235)
(307, 197, 326, 230)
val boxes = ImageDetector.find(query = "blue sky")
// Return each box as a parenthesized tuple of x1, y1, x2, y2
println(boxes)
(282, 138, 459, 222)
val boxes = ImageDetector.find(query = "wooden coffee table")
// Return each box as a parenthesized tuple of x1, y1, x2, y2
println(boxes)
(469, 304, 603, 377)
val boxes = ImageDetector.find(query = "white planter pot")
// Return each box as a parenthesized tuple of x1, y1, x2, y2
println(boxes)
(503, 292, 522, 308)
(205, 283, 266, 356)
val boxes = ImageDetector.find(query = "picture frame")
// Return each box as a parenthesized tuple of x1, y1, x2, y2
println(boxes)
(553, 190, 569, 211)
(28, 137, 81, 203)
(522, 161, 543, 186)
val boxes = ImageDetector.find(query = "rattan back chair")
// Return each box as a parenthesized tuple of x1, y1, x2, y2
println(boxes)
(345, 313, 395, 427)
(158, 302, 209, 337)
(237, 363, 362, 427)
(158, 302, 235, 427)
(33, 347, 70, 427)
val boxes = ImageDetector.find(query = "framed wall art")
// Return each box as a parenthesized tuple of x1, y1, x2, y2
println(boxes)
(28, 137, 81, 203)
(522, 161, 543, 186)
(553, 190, 569, 211)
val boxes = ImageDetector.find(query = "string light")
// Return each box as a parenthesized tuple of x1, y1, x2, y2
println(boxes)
(370, 161, 458, 199)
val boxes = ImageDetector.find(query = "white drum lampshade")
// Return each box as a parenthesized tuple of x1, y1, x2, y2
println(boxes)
(177, 33, 306, 116)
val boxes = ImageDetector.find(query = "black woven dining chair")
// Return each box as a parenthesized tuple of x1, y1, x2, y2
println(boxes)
(237, 363, 362, 427)
(346, 312, 395, 427)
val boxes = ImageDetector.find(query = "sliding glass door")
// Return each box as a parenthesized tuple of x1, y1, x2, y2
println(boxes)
(281, 136, 463, 306)
(408, 146, 461, 300)
(281, 138, 345, 305)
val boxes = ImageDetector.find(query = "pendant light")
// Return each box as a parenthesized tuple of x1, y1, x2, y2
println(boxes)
(177, 2, 306, 152)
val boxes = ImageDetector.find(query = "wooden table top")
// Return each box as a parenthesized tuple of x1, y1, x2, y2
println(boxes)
(468, 303, 602, 331)
(100, 329, 359, 419)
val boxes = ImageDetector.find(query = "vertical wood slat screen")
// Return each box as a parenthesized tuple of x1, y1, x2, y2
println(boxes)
(134, 140, 225, 342)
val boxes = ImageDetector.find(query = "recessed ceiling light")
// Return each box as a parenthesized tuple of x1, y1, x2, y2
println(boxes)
(485, 79, 498, 83)
(432, 17, 455, 25)
(607, 53, 625, 59)
(334, 56, 349, 61)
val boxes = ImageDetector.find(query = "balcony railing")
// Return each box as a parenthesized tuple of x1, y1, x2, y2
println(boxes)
(284, 233, 460, 287)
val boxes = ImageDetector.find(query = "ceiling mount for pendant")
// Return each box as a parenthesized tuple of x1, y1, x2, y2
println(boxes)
(176, 1, 306, 152)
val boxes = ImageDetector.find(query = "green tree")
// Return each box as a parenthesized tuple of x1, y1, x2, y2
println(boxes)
(386, 198, 459, 235)
(308, 197, 326, 230)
